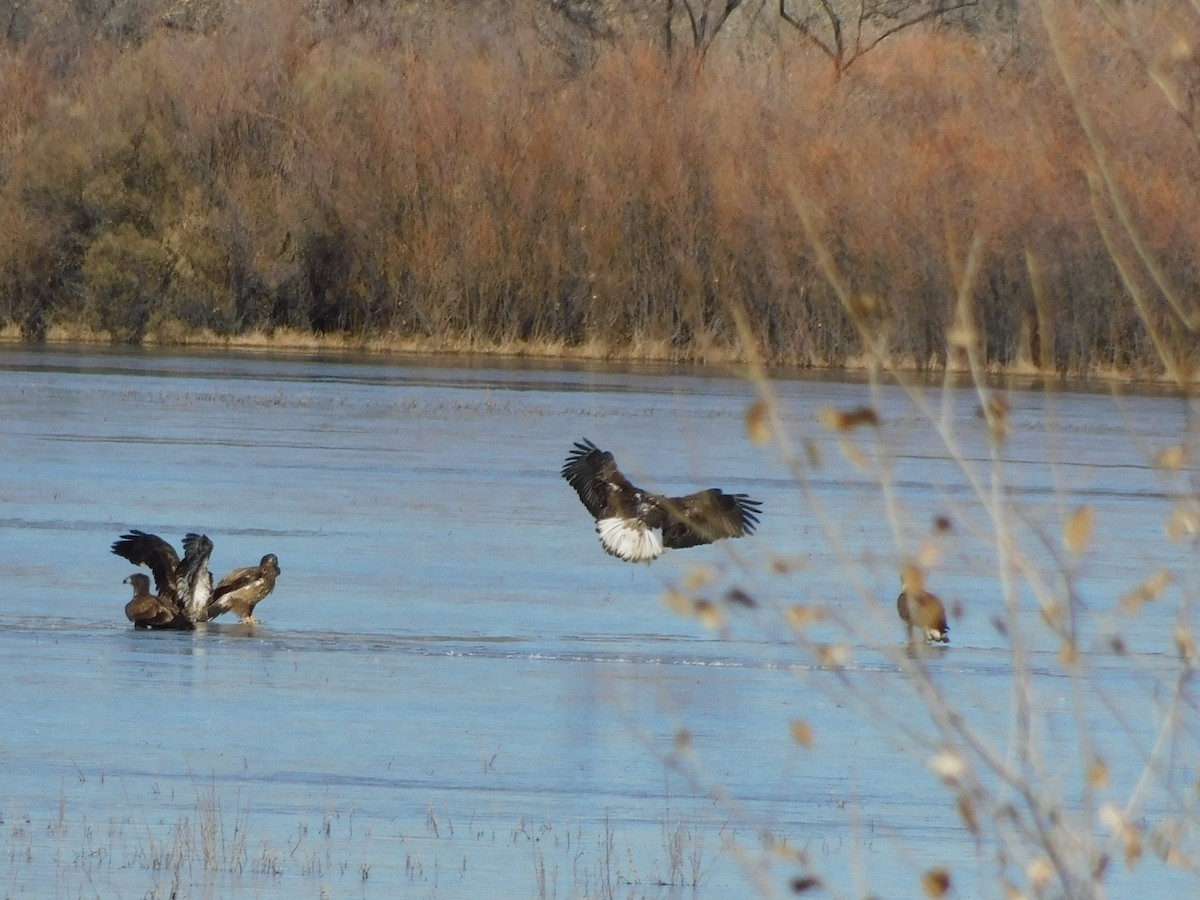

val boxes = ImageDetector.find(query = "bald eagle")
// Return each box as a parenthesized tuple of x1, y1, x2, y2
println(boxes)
(112, 530, 214, 628)
(897, 573, 951, 645)
(123, 573, 189, 630)
(561, 438, 762, 563)
(205, 554, 281, 625)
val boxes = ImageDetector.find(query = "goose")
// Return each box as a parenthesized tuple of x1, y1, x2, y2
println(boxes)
(561, 438, 762, 563)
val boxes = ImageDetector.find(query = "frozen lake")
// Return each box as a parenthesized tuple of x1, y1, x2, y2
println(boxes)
(1, 346, 1197, 898)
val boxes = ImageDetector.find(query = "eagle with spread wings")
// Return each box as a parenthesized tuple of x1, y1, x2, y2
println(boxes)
(113, 530, 280, 627)
(561, 438, 762, 563)
(112, 530, 215, 629)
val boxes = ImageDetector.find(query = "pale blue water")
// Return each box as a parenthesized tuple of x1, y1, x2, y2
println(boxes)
(1, 346, 1197, 898)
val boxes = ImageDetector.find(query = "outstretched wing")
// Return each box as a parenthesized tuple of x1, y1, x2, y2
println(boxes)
(560, 438, 641, 519)
(177, 533, 215, 623)
(111, 530, 180, 598)
(659, 489, 762, 550)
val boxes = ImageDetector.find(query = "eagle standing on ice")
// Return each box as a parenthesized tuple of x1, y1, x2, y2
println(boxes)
(206, 554, 281, 625)
(897, 569, 951, 645)
(561, 438, 762, 563)
(123, 572, 188, 630)
(112, 530, 215, 629)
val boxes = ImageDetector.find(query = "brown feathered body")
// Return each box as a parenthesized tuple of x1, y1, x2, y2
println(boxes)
(897, 587, 951, 644)
(112, 530, 213, 629)
(205, 554, 281, 624)
(561, 439, 762, 563)
(112, 528, 216, 628)
(123, 573, 189, 629)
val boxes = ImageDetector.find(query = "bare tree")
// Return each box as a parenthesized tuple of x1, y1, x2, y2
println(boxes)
(779, 0, 983, 77)
(667, 0, 748, 59)
(537, 0, 618, 73)
(548, 0, 614, 37)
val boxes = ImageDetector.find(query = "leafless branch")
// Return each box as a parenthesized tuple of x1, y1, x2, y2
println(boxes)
(780, 0, 981, 76)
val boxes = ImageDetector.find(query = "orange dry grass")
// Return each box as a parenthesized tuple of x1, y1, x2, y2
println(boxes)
(0, 1, 1196, 376)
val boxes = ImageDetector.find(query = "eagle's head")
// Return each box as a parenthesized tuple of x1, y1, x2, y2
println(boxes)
(124, 573, 151, 593)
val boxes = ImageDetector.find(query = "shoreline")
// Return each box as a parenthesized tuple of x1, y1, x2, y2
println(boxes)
(0, 324, 1189, 393)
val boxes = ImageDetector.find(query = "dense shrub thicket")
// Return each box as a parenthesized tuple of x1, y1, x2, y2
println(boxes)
(0, 0, 1197, 373)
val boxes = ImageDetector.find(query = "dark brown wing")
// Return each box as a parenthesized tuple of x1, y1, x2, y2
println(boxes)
(111, 530, 180, 598)
(123, 574, 191, 629)
(917, 591, 950, 641)
(560, 439, 642, 520)
(659, 489, 762, 550)
(898, 589, 950, 643)
(126, 589, 189, 629)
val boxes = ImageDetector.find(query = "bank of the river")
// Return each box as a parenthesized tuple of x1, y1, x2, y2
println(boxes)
(1, 323, 1187, 388)
(2, 4, 1196, 381)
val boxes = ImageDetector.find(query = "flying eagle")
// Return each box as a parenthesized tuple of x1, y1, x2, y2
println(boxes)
(561, 438, 762, 563)
(205, 554, 281, 625)
(897, 570, 951, 645)
(112, 530, 214, 629)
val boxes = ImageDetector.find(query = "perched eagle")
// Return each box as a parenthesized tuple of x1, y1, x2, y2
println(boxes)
(561, 438, 762, 563)
(112, 529, 214, 629)
(123, 573, 189, 630)
(205, 554, 281, 625)
(897, 571, 951, 645)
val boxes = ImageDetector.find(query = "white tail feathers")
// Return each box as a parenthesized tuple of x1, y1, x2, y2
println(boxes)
(596, 517, 664, 563)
